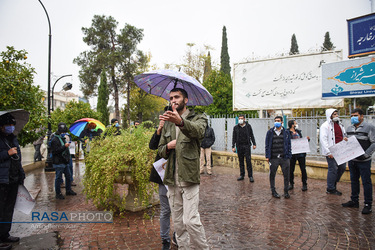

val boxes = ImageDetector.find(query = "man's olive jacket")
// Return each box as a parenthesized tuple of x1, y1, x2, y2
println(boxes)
(158, 109, 207, 186)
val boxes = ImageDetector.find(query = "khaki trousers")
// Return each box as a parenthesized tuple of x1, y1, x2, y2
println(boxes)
(200, 147, 212, 174)
(168, 184, 209, 250)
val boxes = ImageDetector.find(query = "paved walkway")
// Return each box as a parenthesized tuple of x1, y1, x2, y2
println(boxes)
(8, 161, 375, 249)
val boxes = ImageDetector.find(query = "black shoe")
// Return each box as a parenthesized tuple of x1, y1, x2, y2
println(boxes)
(1, 236, 20, 243)
(162, 239, 170, 250)
(171, 232, 178, 247)
(66, 190, 77, 196)
(249, 177, 254, 183)
(326, 189, 342, 196)
(362, 204, 372, 214)
(272, 191, 280, 198)
(342, 200, 359, 208)
(0, 243, 12, 250)
(237, 176, 244, 181)
(284, 192, 290, 199)
(288, 184, 294, 190)
(302, 184, 308, 191)
(56, 193, 65, 199)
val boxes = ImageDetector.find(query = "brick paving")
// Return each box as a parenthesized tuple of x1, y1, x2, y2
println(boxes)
(9, 161, 375, 249)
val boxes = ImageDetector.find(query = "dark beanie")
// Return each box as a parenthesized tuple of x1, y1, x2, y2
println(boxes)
(0, 113, 16, 126)
(111, 118, 118, 124)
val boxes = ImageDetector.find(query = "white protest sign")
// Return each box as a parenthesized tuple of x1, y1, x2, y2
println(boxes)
(15, 185, 35, 214)
(153, 158, 168, 191)
(69, 141, 76, 155)
(291, 138, 310, 154)
(329, 136, 365, 165)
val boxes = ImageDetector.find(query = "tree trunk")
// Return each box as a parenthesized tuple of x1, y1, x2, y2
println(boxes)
(127, 80, 131, 126)
(111, 67, 120, 121)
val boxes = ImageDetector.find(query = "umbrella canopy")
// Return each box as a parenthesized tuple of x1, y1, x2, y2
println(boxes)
(69, 118, 105, 137)
(0, 109, 30, 135)
(134, 69, 213, 106)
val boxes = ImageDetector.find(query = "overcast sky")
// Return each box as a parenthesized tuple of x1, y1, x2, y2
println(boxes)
(0, 0, 371, 107)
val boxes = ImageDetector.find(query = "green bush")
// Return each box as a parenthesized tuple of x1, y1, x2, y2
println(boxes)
(83, 124, 157, 214)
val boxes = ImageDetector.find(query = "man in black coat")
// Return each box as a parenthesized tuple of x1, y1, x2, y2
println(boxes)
(232, 115, 257, 182)
(200, 125, 215, 175)
(51, 123, 76, 200)
(0, 113, 25, 249)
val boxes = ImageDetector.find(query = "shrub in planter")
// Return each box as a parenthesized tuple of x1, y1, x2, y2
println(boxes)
(83, 125, 157, 213)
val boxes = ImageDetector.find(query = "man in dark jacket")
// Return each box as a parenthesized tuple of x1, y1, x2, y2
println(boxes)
(0, 113, 25, 248)
(51, 122, 76, 199)
(342, 108, 375, 214)
(104, 118, 121, 137)
(200, 125, 215, 175)
(149, 112, 177, 250)
(232, 115, 256, 182)
(265, 116, 292, 199)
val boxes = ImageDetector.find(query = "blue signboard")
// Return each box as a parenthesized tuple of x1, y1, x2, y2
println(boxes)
(348, 13, 375, 58)
(322, 57, 375, 99)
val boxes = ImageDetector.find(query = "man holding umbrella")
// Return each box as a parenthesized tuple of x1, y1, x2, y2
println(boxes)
(0, 112, 26, 248)
(158, 88, 210, 249)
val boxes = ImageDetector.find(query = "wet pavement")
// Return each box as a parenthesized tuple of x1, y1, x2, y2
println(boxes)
(7, 158, 375, 249)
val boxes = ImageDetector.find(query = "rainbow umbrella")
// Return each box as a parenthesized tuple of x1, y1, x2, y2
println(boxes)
(69, 118, 105, 137)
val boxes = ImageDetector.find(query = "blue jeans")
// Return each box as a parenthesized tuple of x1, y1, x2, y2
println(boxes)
(326, 157, 346, 191)
(159, 184, 171, 241)
(53, 164, 71, 195)
(348, 160, 373, 205)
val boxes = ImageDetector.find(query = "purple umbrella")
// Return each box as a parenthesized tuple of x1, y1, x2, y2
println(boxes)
(134, 69, 213, 106)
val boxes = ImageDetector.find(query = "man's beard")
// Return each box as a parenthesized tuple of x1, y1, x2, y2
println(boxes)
(175, 100, 186, 111)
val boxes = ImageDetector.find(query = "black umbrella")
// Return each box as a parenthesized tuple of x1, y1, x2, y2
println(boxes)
(0, 109, 30, 135)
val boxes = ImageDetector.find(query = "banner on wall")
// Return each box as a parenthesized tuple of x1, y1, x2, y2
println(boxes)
(322, 56, 375, 99)
(233, 51, 344, 111)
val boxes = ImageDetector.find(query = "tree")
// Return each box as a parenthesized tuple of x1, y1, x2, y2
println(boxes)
(220, 26, 231, 77)
(289, 34, 299, 55)
(97, 70, 109, 126)
(0, 46, 47, 146)
(322, 31, 335, 51)
(203, 51, 212, 82)
(74, 15, 145, 123)
(202, 70, 233, 115)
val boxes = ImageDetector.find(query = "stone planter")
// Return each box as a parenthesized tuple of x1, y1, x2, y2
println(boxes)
(114, 170, 159, 212)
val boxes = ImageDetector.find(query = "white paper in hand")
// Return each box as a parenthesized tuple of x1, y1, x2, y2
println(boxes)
(153, 158, 168, 191)
(329, 136, 365, 165)
(15, 185, 35, 214)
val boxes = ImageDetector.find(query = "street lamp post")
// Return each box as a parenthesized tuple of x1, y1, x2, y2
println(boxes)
(51, 74, 72, 111)
(38, 0, 55, 171)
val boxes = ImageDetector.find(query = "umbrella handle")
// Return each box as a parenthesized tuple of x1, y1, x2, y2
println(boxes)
(173, 78, 178, 89)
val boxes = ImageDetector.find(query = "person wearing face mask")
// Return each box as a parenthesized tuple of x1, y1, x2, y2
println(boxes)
(0, 113, 25, 249)
(104, 118, 121, 138)
(265, 116, 292, 199)
(287, 120, 310, 191)
(320, 109, 347, 196)
(342, 108, 375, 214)
(51, 122, 77, 199)
(232, 115, 257, 182)
(79, 122, 101, 155)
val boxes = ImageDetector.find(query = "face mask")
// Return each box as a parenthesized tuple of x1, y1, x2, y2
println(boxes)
(294, 124, 298, 129)
(274, 122, 282, 128)
(332, 117, 340, 122)
(115, 123, 119, 128)
(238, 119, 244, 125)
(4, 125, 15, 134)
(60, 133, 66, 137)
(351, 116, 360, 125)
(91, 129, 95, 132)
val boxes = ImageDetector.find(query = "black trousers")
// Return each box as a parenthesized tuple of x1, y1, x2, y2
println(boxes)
(289, 155, 307, 186)
(0, 183, 18, 239)
(237, 145, 252, 177)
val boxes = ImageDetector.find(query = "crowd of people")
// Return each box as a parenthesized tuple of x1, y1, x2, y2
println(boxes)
(1, 102, 374, 250)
